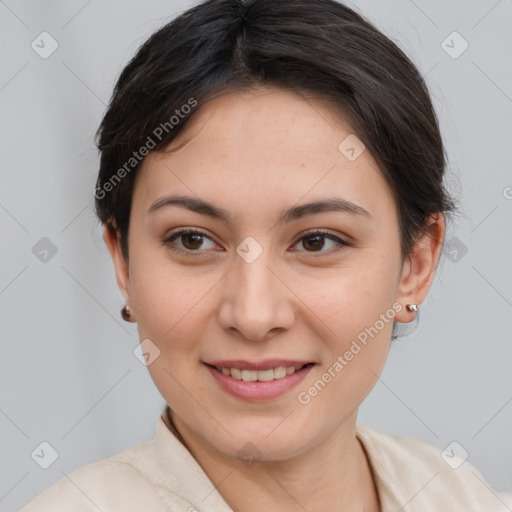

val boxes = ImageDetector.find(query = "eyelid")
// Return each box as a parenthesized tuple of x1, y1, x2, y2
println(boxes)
(163, 227, 349, 256)
(290, 228, 349, 256)
(296, 227, 346, 241)
(162, 228, 219, 256)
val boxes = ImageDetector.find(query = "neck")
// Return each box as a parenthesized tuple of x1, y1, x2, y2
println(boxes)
(167, 409, 381, 512)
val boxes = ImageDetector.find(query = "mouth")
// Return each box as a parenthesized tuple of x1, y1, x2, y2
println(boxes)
(206, 362, 314, 382)
(203, 360, 316, 401)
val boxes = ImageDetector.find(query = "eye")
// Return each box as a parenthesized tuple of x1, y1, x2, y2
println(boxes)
(163, 229, 219, 255)
(290, 229, 349, 256)
(163, 228, 349, 257)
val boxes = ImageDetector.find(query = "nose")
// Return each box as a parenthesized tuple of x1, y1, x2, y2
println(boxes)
(217, 249, 295, 342)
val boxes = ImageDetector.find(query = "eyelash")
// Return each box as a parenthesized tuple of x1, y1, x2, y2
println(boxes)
(162, 228, 349, 257)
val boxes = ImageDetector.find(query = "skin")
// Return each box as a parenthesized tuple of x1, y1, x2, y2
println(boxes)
(104, 86, 445, 512)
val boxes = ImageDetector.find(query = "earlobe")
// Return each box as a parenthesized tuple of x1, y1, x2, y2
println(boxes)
(394, 213, 445, 323)
(102, 224, 131, 304)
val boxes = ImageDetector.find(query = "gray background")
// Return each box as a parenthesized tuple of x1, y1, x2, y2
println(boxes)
(1, 0, 511, 510)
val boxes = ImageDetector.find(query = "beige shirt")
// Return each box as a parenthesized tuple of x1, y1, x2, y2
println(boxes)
(20, 408, 512, 511)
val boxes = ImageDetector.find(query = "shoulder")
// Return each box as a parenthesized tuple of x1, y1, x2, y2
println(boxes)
(19, 441, 172, 512)
(20, 415, 233, 512)
(356, 423, 512, 512)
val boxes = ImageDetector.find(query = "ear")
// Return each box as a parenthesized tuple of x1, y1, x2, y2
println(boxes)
(394, 213, 445, 323)
(103, 224, 131, 304)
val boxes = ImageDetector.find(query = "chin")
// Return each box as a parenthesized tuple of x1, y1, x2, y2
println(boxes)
(213, 415, 317, 461)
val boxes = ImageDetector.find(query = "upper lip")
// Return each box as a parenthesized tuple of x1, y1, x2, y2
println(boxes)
(204, 359, 313, 371)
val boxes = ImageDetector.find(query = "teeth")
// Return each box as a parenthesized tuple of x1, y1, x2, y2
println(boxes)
(254, 369, 274, 382)
(241, 370, 258, 382)
(273, 366, 287, 379)
(216, 365, 307, 381)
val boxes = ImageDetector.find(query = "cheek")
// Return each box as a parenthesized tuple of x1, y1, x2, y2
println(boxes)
(295, 253, 397, 389)
(294, 274, 395, 421)
(128, 236, 213, 337)
(127, 251, 214, 413)
(296, 251, 399, 340)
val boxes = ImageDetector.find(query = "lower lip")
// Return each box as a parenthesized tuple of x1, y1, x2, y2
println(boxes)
(204, 363, 314, 401)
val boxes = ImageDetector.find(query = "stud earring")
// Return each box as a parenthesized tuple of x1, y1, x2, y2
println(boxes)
(406, 304, 418, 312)
(121, 304, 134, 322)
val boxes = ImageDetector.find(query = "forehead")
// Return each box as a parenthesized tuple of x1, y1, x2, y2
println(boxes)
(133, 87, 395, 223)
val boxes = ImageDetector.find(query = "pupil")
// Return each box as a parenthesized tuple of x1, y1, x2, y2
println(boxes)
(305, 235, 324, 251)
(184, 233, 203, 249)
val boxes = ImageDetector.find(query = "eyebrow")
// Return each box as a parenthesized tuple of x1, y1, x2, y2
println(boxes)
(147, 194, 371, 224)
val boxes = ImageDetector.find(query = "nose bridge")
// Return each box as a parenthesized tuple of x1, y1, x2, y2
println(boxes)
(236, 249, 275, 302)
(219, 243, 294, 340)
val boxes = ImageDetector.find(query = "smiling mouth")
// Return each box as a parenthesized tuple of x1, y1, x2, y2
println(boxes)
(205, 363, 315, 382)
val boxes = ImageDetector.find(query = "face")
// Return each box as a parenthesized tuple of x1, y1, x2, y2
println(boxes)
(105, 86, 442, 462)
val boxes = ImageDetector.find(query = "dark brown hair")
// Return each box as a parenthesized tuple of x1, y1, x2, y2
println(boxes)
(94, 0, 456, 266)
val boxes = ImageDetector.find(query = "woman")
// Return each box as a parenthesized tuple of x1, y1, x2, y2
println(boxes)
(20, 0, 512, 510)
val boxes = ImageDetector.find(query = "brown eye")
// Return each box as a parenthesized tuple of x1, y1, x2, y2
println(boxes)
(292, 230, 349, 256)
(180, 232, 204, 250)
(302, 234, 326, 251)
(163, 228, 348, 257)
(163, 229, 217, 255)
